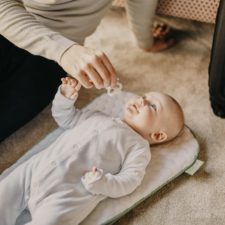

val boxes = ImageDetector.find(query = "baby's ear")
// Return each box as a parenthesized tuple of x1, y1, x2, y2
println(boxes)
(150, 131, 167, 143)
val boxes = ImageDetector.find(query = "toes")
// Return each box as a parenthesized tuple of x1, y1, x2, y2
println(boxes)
(152, 22, 173, 40)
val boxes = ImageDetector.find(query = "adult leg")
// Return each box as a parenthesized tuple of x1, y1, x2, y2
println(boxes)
(208, 0, 225, 118)
(0, 162, 31, 225)
(0, 36, 66, 141)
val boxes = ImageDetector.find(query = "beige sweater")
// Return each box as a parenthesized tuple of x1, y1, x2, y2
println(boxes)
(0, 0, 158, 64)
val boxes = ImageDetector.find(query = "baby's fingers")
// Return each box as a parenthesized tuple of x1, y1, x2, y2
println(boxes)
(92, 167, 97, 173)
(70, 92, 78, 100)
(61, 77, 67, 84)
(67, 77, 76, 85)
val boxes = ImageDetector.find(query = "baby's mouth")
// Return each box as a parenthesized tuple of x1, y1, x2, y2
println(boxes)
(130, 104, 139, 113)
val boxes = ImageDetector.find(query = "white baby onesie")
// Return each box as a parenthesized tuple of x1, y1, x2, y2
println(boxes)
(0, 89, 151, 225)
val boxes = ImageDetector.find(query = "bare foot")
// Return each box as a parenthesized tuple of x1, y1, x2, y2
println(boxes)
(60, 76, 81, 100)
(148, 22, 178, 52)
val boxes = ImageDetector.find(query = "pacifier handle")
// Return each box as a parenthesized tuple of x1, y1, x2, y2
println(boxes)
(106, 79, 123, 96)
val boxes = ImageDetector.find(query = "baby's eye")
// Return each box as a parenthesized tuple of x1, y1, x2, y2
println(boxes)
(149, 103, 157, 111)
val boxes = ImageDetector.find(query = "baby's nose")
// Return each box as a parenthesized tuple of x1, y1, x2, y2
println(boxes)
(139, 97, 148, 106)
(136, 97, 142, 107)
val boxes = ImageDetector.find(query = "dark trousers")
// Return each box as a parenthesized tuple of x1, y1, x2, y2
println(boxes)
(0, 36, 66, 142)
(208, 0, 225, 118)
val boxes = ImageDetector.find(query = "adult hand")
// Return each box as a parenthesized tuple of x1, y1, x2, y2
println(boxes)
(60, 44, 117, 89)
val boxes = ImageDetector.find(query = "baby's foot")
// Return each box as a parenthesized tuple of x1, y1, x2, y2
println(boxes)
(60, 77, 81, 100)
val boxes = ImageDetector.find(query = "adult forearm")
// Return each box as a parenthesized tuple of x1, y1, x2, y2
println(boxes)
(0, 0, 75, 64)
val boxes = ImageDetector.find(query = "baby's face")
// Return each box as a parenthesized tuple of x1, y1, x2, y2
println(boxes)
(123, 92, 184, 143)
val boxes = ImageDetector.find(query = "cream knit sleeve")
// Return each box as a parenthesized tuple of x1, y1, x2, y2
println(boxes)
(0, 0, 75, 64)
(126, 0, 159, 49)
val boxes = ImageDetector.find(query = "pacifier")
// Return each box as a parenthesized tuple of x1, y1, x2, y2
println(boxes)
(106, 78, 123, 96)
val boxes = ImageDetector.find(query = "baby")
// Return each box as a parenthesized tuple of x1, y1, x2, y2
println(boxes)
(0, 77, 184, 225)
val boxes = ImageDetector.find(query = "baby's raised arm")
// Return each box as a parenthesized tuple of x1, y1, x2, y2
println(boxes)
(51, 77, 84, 129)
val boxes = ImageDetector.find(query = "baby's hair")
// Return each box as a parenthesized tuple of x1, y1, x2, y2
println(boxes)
(163, 94, 185, 141)
(169, 94, 184, 122)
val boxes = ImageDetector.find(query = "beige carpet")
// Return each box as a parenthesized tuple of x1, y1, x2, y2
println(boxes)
(1, 7, 225, 225)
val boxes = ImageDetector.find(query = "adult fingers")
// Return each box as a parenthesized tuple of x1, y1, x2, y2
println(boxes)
(84, 64, 104, 89)
(77, 71, 93, 89)
(100, 53, 117, 87)
(60, 45, 116, 89)
(93, 52, 116, 88)
(90, 52, 110, 87)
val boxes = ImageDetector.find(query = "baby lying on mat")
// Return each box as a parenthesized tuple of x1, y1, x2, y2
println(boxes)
(0, 77, 184, 225)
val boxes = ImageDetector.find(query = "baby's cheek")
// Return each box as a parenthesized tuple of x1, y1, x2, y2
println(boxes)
(144, 110, 153, 123)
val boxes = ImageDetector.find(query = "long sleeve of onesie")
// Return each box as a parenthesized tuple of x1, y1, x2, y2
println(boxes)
(81, 146, 151, 198)
(0, 0, 75, 64)
(126, 0, 159, 49)
(51, 87, 92, 129)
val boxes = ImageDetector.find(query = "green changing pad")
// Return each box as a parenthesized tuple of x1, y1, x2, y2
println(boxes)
(0, 92, 201, 225)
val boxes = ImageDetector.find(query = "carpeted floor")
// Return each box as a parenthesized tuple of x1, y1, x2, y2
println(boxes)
(1, 7, 225, 225)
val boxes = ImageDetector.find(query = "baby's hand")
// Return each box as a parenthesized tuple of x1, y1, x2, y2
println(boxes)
(60, 76, 81, 100)
(83, 167, 101, 182)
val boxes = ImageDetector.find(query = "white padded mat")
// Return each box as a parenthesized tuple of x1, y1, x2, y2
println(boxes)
(0, 92, 199, 225)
